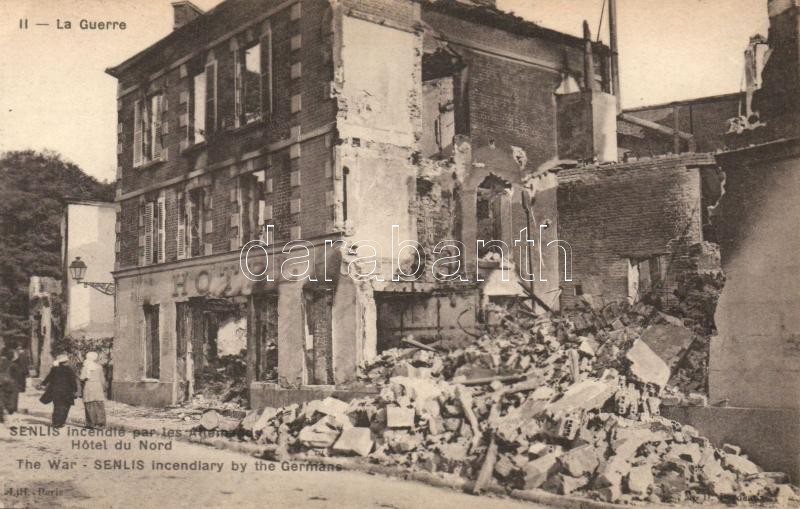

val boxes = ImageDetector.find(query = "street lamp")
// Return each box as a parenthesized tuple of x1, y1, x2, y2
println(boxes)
(68, 257, 115, 296)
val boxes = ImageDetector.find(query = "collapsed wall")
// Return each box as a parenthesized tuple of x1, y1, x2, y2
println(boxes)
(556, 154, 721, 311)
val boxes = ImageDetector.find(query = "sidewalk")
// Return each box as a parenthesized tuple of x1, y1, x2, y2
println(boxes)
(16, 386, 193, 431)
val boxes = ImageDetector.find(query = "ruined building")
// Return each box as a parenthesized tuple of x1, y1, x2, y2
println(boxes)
(107, 0, 623, 407)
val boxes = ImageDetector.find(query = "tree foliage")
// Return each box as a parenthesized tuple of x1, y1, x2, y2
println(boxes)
(0, 150, 114, 343)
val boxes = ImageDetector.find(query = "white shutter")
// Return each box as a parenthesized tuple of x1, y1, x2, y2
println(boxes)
(144, 202, 154, 265)
(157, 194, 166, 263)
(234, 50, 243, 128)
(133, 99, 143, 167)
(152, 95, 163, 160)
(177, 193, 187, 260)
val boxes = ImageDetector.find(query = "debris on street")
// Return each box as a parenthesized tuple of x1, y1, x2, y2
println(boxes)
(191, 298, 796, 505)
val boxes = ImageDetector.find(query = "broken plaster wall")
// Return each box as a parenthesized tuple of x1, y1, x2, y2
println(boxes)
(332, 275, 376, 385)
(332, 4, 423, 277)
(414, 155, 463, 279)
(420, 76, 456, 158)
(712, 146, 800, 409)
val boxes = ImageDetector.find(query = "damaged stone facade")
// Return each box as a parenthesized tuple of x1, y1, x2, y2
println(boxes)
(108, 0, 619, 408)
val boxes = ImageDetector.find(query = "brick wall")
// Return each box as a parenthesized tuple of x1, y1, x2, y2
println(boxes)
(618, 93, 743, 157)
(340, 0, 418, 27)
(422, 8, 610, 170)
(114, 0, 337, 269)
(557, 155, 716, 309)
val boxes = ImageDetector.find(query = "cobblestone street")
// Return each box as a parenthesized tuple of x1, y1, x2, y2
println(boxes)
(0, 391, 547, 509)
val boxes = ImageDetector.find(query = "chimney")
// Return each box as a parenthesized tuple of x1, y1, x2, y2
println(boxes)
(608, 0, 621, 112)
(555, 20, 618, 163)
(582, 21, 596, 92)
(172, 1, 204, 30)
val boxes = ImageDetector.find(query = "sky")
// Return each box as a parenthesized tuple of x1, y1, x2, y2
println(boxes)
(0, 0, 769, 182)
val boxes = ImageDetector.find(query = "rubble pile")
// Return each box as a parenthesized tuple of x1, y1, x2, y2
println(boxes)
(212, 302, 795, 505)
(192, 353, 249, 407)
(663, 273, 726, 395)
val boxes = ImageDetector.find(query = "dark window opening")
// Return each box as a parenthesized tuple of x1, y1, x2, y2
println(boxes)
(188, 298, 248, 404)
(144, 304, 160, 379)
(342, 167, 349, 222)
(242, 43, 262, 124)
(304, 288, 334, 385)
(254, 294, 279, 383)
(476, 174, 512, 258)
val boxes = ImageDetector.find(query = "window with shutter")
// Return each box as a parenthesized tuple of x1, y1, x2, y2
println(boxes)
(177, 193, 187, 260)
(262, 26, 273, 119)
(205, 61, 217, 136)
(157, 193, 166, 263)
(133, 99, 143, 167)
(151, 94, 163, 160)
(143, 202, 154, 265)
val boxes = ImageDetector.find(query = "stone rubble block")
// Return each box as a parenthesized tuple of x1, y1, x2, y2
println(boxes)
(333, 427, 374, 456)
(626, 338, 670, 388)
(386, 406, 415, 428)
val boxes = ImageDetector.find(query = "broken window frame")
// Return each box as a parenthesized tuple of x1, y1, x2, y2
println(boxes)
(627, 254, 669, 303)
(234, 29, 271, 128)
(253, 294, 279, 383)
(190, 68, 207, 145)
(133, 91, 165, 167)
(187, 187, 209, 259)
(238, 170, 268, 245)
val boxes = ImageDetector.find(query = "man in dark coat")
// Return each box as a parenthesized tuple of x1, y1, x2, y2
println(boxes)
(0, 350, 17, 423)
(13, 346, 29, 392)
(1, 349, 20, 415)
(41, 354, 78, 428)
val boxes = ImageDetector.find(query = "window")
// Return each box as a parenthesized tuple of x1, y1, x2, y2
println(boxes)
(140, 192, 165, 265)
(177, 193, 187, 260)
(628, 254, 668, 303)
(144, 304, 160, 379)
(254, 294, 279, 382)
(243, 44, 262, 124)
(235, 33, 271, 127)
(191, 70, 206, 144)
(205, 61, 218, 137)
(133, 93, 165, 167)
(304, 288, 334, 385)
(238, 171, 268, 244)
(187, 188, 211, 258)
(155, 193, 165, 263)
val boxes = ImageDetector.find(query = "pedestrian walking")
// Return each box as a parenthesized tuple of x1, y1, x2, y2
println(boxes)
(13, 345, 29, 393)
(40, 354, 77, 428)
(0, 349, 19, 418)
(0, 349, 18, 425)
(80, 351, 106, 428)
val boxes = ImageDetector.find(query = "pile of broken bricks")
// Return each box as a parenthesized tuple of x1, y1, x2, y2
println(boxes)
(207, 301, 797, 506)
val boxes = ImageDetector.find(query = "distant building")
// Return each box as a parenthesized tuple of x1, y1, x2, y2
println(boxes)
(62, 201, 116, 339)
(28, 276, 61, 376)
